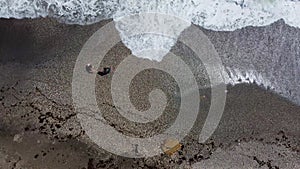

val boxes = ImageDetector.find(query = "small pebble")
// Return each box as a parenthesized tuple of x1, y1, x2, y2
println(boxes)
(13, 133, 24, 143)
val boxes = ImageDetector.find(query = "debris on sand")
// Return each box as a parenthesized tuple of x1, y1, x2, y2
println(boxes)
(162, 138, 182, 156)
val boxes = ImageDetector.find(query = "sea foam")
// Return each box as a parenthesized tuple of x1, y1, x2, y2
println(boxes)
(1, 0, 299, 60)
(1, 0, 299, 29)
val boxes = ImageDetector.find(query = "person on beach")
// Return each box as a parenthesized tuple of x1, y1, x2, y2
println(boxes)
(86, 63, 112, 76)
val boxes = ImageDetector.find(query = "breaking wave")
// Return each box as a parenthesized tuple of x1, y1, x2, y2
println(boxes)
(1, 0, 299, 29)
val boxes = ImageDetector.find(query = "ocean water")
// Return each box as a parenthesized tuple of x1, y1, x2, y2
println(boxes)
(0, 0, 299, 104)
(1, 0, 299, 59)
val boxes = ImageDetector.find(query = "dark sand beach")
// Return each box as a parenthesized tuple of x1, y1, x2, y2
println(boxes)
(0, 18, 299, 168)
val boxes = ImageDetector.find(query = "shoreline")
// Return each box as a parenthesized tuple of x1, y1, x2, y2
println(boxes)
(0, 18, 299, 168)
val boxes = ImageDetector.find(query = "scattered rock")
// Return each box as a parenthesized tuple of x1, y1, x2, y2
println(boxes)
(13, 133, 24, 143)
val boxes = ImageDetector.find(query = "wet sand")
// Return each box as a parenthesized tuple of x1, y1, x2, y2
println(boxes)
(0, 18, 299, 169)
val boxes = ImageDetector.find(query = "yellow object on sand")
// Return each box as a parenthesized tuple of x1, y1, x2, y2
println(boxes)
(162, 138, 182, 156)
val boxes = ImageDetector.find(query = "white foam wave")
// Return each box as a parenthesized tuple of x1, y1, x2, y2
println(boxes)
(0, 1, 299, 28)
(1, 0, 299, 60)
(1, 0, 299, 58)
